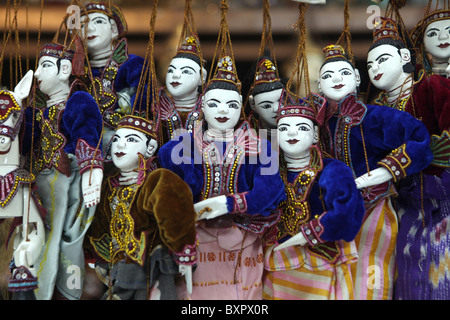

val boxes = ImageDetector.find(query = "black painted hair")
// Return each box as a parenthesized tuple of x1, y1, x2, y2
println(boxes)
(204, 79, 240, 94)
(367, 38, 415, 74)
(251, 81, 284, 97)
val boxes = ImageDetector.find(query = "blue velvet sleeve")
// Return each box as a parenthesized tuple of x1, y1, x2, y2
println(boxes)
(62, 91, 103, 155)
(225, 139, 287, 216)
(115, 54, 145, 91)
(362, 104, 433, 178)
(21, 106, 41, 155)
(115, 54, 151, 114)
(157, 132, 204, 200)
(318, 158, 365, 242)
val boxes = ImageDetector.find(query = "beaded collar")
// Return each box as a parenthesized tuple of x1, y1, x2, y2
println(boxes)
(34, 101, 70, 176)
(158, 88, 202, 139)
(195, 121, 260, 200)
(83, 38, 129, 128)
(0, 168, 34, 208)
(276, 145, 323, 240)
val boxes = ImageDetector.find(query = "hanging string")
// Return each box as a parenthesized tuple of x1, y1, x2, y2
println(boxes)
(258, 0, 277, 68)
(244, 0, 278, 111)
(132, 0, 159, 123)
(178, 0, 205, 93)
(335, 0, 354, 65)
(385, 0, 411, 48)
(285, 3, 311, 102)
(209, 0, 239, 88)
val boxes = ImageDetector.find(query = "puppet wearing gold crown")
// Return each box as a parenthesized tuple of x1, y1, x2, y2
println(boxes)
(312, 31, 434, 300)
(158, 51, 286, 300)
(261, 93, 365, 300)
(158, 35, 207, 144)
(87, 113, 198, 300)
(21, 42, 104, 300)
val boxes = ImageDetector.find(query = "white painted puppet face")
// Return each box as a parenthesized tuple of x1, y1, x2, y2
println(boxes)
(367, 44, 409, 91)
(34, 55, 69, 96)
(277, 116, 317, 158)
(202, 88, 242, 132)
(252, 88, 283, 129)
(318, 60, 360, 102)
(423, 19, 450, 62)
(111, 128, 153, 172)
(166, 57, 203, 99)
(81, 12, 118, 55)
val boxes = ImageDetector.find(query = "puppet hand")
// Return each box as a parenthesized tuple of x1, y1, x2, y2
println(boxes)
(179, 264, 193, 294)
(274, 232, 307, 251)
(117, 89, 132, 115)
(82, 168, 103, 208)
(14, 229, 44, 268)
(355, 167, 392, 189)
(194, 195, 228, 220)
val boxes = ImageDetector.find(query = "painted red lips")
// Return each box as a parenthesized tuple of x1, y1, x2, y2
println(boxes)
(374, 73, 383, 81)
(215, 117, 229, 123)
(287, 139, 299, 145)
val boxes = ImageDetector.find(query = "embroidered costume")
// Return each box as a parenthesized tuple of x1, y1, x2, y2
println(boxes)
(158, 88, 202, 143)
(375, 68, 450, 300)
(78, 3, 146, 151)
(23, 44, 104, 300)
(320, 92, 432, 300)
(88, 162, 198, 300)
(157, 35, 205, 145)
(369, 16, 450, 300)
(159, 120, 286, 300)
(262, 98, 365, 300)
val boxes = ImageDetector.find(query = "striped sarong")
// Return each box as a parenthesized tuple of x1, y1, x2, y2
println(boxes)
(263, 240, 357, 300)
(350, 197, 398, 300)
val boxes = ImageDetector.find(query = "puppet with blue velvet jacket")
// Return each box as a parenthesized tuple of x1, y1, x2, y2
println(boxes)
(78, 2, 146, 151)
(159, 55, 286, 300)
(23, 43, 103, 300)
(317, 43, 432, 300)
(262, 94, 365, 300)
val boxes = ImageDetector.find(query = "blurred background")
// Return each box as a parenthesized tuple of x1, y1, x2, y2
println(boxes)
(0, 0, 433, 97)
(0, 0, 433, 299)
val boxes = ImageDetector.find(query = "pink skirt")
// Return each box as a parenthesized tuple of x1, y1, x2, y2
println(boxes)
(177, 223, 264, 300)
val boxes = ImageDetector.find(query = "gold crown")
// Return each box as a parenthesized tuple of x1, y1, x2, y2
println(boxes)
(372, 17, 403, 44)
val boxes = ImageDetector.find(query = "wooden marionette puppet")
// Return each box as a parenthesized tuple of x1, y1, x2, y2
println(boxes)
(262, 93, 365, 300)
(76, 1, 146, 151)
(410, 0, 450, 77)
(318, 41, 434, 300)
(158, 0, 286, 300)
(261, 0, 361, 300)
(0, 71, 46, 300)
(367, 15, 450, 300)
(22, 43, 104, 300)
(86, 113, 198, 300)
(158, 34, 207, 144)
